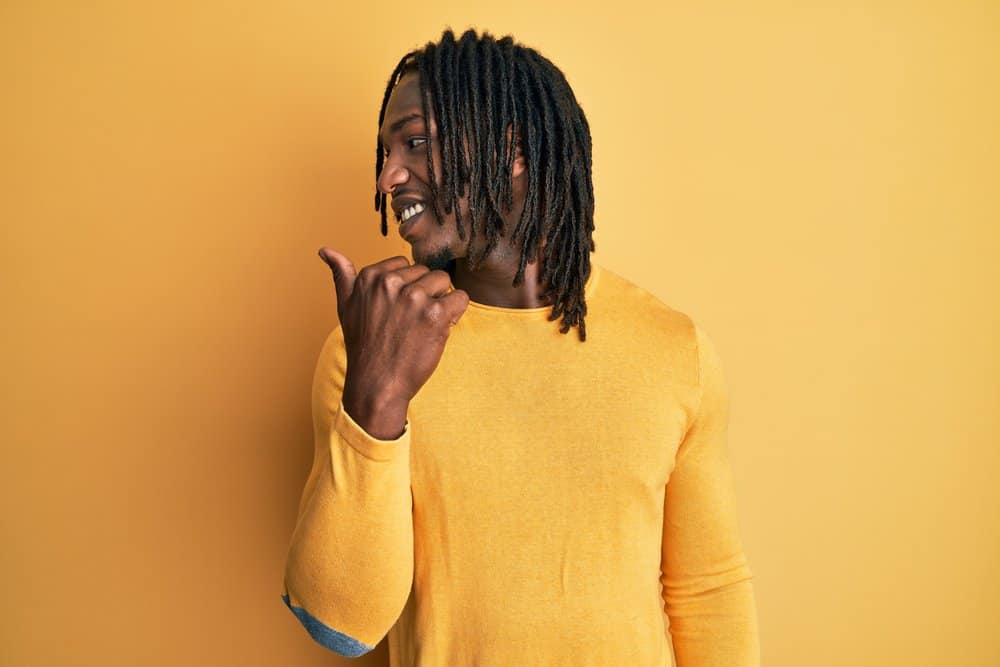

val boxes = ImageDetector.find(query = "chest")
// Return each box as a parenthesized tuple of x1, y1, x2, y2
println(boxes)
(406, 344, 690, 516)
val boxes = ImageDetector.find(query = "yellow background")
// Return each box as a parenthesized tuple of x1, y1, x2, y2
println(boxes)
(3, 1, 997, 665)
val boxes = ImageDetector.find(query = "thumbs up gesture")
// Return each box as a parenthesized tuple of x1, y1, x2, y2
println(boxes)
(318, 248, 470, 439)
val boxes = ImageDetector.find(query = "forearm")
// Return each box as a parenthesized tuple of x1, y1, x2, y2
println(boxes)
(282, 401, 414, 656)
(664, 569, 760, 666)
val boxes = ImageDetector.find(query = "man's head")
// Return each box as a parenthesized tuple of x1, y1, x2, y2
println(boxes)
(375, 28, 596, 340)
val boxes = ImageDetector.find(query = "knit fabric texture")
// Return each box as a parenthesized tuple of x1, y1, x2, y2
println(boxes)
(282, 258, 761, 666)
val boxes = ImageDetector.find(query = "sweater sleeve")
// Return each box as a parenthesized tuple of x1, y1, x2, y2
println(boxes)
(281, 325, 414, 657)
(660, 324, 761, 666)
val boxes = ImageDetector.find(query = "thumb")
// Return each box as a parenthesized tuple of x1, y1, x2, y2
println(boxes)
(318, 247, 356, 314)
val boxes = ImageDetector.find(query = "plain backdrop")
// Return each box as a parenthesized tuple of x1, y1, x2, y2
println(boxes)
(2, 1, 998, 666)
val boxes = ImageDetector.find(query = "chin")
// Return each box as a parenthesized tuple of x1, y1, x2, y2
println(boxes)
(414, 245, 456, 273)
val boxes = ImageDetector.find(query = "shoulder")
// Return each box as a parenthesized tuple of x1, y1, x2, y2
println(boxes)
(589, 261, 699, 349)
(312, 323, 349, 403)
(585, 261, 710, 394)
(315, 323, 347, 371)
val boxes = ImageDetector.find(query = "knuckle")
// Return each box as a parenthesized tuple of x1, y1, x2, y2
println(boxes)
(381, 272, 404, 291)
(423, 301, 444, 324)
(357, 265, 376, 285)
(402, 284, 424, 304)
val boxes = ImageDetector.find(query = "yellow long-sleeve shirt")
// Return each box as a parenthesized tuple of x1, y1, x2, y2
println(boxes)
(281, 258, 760, 666)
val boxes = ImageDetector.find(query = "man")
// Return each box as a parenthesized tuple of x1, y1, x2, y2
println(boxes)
(282, 28, 760, 666)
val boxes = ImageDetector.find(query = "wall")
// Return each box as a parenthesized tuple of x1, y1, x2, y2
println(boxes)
(2, 1, 997, 665)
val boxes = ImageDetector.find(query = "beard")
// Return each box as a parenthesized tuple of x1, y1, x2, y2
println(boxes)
(417, 245, 456, 273)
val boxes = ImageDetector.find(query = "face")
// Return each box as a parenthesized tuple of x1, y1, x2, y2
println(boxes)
(377, 70, 526, 271)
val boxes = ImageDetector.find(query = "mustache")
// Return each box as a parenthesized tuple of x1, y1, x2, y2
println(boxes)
(392, 187, 429, 200)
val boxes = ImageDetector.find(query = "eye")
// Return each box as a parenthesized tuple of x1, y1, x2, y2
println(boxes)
(407, 137, 428, 150)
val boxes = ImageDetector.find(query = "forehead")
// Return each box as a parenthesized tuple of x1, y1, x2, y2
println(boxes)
(387, 70, 421, 110)
(379, 72, 430, 142)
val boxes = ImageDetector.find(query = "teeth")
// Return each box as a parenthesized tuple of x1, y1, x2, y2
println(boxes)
(400, 202, 425, 223)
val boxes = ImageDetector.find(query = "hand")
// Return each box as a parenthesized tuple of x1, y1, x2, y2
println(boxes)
(318, 248, 470, 438)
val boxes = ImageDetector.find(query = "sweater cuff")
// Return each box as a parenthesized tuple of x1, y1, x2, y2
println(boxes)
(333, 399, 410, 461)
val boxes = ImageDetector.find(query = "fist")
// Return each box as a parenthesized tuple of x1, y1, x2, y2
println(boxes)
(318, 247, 470, 413)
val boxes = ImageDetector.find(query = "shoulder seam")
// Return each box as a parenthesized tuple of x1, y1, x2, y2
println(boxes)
(597, 263, 681, 315)
(677, 322, 707, 454)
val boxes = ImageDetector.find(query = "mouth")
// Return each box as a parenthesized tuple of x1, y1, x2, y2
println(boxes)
(396, 202, 427, 240)
(397, 201, 426, 224)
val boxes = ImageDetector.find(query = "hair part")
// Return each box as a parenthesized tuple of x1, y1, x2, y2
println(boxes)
(375, 28, 596, 341)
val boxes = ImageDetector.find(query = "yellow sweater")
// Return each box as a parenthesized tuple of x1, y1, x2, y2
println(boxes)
(281, 259, 760, 666)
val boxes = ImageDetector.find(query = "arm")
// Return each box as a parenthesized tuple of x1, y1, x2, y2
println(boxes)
(660, 324, 761, 666)
(281, 325, 414, 657)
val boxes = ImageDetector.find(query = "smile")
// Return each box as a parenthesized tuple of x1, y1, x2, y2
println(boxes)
(400, 202, 426, 223)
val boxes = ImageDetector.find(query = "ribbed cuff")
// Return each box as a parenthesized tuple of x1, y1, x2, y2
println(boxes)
(333, 399, 410, 461)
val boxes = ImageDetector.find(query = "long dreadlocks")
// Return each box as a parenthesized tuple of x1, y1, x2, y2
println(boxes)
(374, 28, 596, 341)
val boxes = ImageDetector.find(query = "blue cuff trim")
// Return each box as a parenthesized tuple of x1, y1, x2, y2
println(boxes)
(281, 593, 374, 657)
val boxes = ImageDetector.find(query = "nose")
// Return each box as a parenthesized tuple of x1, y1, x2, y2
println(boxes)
(377, 152, 410, 195)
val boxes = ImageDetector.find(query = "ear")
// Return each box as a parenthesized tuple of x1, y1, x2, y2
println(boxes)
(506, 123, 526, 179)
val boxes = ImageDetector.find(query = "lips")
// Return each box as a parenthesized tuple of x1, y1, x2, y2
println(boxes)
(391, 195, 430, 241)
(398, 205, 426, 241)
(399, 201, 426, 223)
(390, 196, 426, 222)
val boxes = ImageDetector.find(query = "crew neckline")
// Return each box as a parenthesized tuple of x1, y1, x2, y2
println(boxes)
(455, 260, 600, 315)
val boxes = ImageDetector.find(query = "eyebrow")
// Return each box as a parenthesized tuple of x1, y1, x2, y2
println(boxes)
(379, 113, 424, 145)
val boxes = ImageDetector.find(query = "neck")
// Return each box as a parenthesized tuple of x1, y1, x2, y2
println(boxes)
(451, 245, 552, 308)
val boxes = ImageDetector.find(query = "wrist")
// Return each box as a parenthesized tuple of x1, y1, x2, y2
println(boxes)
(342, 384, 409, 440)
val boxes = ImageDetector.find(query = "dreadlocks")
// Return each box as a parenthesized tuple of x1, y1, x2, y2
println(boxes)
(374, 28, 596, 341)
